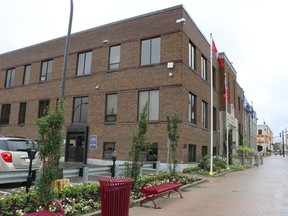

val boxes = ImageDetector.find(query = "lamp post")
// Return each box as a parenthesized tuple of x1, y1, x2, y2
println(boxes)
(111, 148, 117, 177)
(26, 148, 37, 193)
(280, 131, 285, 157)
(60, 0, 73, 100)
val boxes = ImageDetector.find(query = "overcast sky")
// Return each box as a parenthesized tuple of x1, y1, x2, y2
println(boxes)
(1, 0, 286, 142)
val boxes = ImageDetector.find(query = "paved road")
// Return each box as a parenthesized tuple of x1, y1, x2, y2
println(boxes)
(130, 156, 288, 216)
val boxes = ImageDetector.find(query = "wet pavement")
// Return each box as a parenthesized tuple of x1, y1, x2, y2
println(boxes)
(129, 156, 288, 216)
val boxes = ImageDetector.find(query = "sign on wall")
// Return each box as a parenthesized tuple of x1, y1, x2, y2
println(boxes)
(89, 135, 97, 150)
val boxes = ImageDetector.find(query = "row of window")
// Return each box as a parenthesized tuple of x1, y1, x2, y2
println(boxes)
(4, 38, 214, 89)
(0, 90, 217, 131)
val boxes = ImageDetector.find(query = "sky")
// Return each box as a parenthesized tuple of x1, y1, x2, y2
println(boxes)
(0, 0, 287, 142)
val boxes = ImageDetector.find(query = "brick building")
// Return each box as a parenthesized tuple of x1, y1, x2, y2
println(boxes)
(0, 5, 256, 165)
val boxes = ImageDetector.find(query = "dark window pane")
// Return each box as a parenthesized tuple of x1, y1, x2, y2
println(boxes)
(0, 104, 11, 125)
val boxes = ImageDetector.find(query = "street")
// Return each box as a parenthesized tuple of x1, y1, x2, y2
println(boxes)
(130, 156, 288, 216)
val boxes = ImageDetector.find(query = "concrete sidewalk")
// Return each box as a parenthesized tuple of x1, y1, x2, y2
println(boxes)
(129, 156, 288, 216)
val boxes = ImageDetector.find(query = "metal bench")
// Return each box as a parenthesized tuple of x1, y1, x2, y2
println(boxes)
(24, 199, 64, 216)
(140, 176, 183, 208)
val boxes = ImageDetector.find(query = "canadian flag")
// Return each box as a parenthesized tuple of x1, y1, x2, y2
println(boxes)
(212, 40, 224, 68)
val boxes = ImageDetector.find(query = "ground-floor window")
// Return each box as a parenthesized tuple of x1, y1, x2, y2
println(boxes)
(188, 144, 196, 162)
(202, 145, 208, 157)
(103, 142, 115, 159)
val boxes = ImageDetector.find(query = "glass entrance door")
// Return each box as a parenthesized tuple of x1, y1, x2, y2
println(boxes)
(66, 133, 85, 162)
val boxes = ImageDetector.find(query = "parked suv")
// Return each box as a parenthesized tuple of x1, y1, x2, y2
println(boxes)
(0, 137, 41, 172)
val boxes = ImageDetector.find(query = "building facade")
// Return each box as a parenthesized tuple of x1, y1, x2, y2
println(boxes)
(257, 124, 273, 152)
(0, 5, 256, 164)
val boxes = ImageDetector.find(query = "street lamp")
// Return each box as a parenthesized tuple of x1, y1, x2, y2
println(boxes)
(280, 132, 285, 157)
(111, 148, 117, 177)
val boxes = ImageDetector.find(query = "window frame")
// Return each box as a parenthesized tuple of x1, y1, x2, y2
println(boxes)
(138, 90, 159, 121)
(5, 68, 15, 88)
(140, 37, 161, 66)
(72, 96, 89, 123)
(40, 60, 53, 82)
(0, 104, 11, 125)
(23, 65, 31, 85)
(105, 94, 118, 122)
(18, 102, 27, 124)
(189, 42, 196, 70)
(77, 51, 92, 76)
(201, 56, 207, 81)
(201, 100, 208, 128)
(109, 45, 121, 70)
(189, 92, 197, 124)
(38, 100, 50, 118)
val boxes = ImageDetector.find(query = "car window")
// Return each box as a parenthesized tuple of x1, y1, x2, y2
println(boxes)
(7, 140, 28, 151)
(0, 140, 8, 150)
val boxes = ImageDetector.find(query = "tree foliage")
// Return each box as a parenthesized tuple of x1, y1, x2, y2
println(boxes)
(36, 99, 65, 203)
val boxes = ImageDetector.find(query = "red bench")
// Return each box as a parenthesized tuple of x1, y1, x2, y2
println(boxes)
(24, 199, 64, 216)
(140, 176, 183, 209)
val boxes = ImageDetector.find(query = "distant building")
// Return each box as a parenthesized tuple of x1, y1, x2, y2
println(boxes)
(257, 124, 273, 152)
(0, 5, 257, 165)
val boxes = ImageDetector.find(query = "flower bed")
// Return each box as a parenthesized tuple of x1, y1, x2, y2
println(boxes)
(0, 172, 200, 216)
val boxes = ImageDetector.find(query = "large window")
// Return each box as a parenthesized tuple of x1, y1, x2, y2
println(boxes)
(23, 65, 31, 85)
(138, 90, 159, 121)
(189, 42, 196, 70)
(38, 100, 50, 118)
(201, 100, 208, 128)
(201, 56, 207, 81)
(140, 37, 160, 66)
(73, 97, 89, 123)
(40, 60, 52, 82)
(0, 104, 11, 125)
(109, 45, 121, 70)
(5, 69, 15, 88)
(189, 93, 196, 124)
(212, 67, 216, 88)
(105, 94, 117, 122)
(18, 102, 27, 124)
(202, 146, 208, 157)
(77, 51, 92, 76)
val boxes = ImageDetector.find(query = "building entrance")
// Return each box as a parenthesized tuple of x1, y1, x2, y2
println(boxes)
(65, 125, 88, 163)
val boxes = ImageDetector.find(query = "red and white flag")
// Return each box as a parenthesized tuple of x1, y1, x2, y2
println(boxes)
(212, 40, 224, 68)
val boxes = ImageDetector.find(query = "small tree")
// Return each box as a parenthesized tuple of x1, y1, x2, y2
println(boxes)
(167, 113, 180, 175)
(126, 104, 150, 187)
(36, 99, 65, 203)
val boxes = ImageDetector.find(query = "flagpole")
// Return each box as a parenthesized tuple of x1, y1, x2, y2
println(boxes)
(225, 73, 229, 169)
(209, 33, 214, 176)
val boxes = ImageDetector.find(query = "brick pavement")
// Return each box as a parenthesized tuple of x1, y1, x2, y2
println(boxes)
(129, 156, 288, 216)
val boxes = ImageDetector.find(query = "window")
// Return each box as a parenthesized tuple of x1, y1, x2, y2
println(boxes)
(140, 37, 160, 66)
(202, 146, 208, 157)
(23, 65, 31, 85)
(38, 100, 50, 118)
(212, 67, 216, 88)
(73, 97, 89, 123)
(201, 100, 208, 128)
(77, 51, 92, 76)
(201, 56, 207, 81)
(238, 96, 241, 111)
(138, 90, 159, 121)
(189, 42, 196, 70)
(188, 144, 196, 162)
(5, 69, 15, 88)
(258, 129, 262, 135)
(18, 102, 27, 124)
(40, 60, 52, 82)
(213, 107, 217, 131)
(105, 94, 117, 122)
(0, 104, 11, 125)
(103, 142, 115, 159)
(189, 93, 196, 124)
(109, 45, 121, 70)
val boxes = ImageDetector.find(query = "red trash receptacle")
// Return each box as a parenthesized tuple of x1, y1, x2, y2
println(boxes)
(98, 177, 134, 216)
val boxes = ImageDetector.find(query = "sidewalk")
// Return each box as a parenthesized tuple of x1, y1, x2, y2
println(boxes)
(129, 156, 288, 216)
